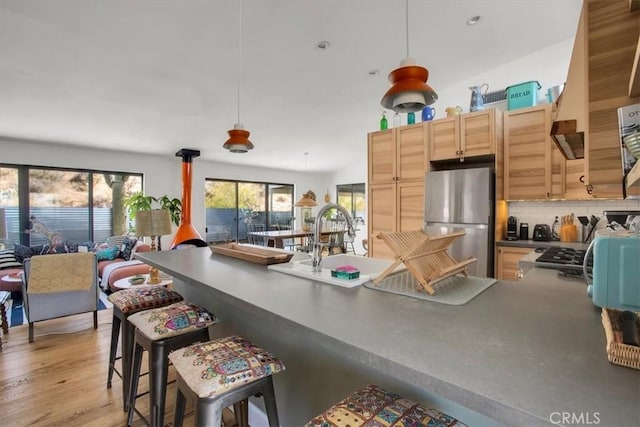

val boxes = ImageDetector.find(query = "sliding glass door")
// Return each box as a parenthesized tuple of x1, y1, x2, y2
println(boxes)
(205, 179, 293, 244)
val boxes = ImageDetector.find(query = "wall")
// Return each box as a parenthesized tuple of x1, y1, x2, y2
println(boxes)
(508, 199, 640, 241)
(0, 137, 330, 246)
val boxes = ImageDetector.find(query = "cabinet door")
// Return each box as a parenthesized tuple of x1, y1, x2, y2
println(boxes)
(368, 130, 396, 185)
(368, 184, 396, 259)
(504, 105, 552, 200)
(460, 109, 496, 159)
(396, 124, 427, 182)
(496, 246, 531, 281)
(551, 144, 564, 199)
(397, 182, 424, 232)
(429, 117, 459, 161)
(564, 158, 588, 199)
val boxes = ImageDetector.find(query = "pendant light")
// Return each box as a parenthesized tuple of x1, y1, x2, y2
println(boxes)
(381, 0, 437, 113)
(223, 0, 254, 153)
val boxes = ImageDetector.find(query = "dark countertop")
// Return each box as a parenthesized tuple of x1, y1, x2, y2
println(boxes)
(135, 248, 640, 427)
(497, 239, 590, 250)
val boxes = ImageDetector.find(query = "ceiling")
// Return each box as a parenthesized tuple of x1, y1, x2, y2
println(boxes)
(0, 0, 582, 173)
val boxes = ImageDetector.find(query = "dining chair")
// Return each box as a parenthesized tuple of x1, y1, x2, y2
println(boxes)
(247, 223, 267, 246)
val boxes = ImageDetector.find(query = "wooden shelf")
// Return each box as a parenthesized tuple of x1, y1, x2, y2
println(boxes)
(626, 160, 640, 191)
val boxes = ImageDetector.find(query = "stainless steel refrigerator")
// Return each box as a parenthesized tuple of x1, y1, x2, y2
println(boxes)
(424, 167, 494, 277)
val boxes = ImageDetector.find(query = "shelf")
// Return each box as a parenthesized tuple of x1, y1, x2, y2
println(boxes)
(626, 160, 640, 191)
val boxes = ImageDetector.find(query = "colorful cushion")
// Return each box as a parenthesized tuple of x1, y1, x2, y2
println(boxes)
(108, 286, 183, 315)
(168, 335, 286, 398)
(0, 250, 22, 270)
(304, 384, 468, 427)
(118, 237, 138, 261)
(96, 246, 119, 261)
(127, 302, 217, 339)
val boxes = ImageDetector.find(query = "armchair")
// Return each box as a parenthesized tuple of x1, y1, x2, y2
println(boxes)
(22, 252, 99, 342)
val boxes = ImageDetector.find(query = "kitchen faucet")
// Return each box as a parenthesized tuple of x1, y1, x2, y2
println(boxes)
(311, 203, 356, 272)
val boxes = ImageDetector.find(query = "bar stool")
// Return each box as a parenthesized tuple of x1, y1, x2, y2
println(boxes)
(106, 286, 184, 409)
(127, 302, 218, 427)
(168, 335, 286, 427)
(304, 384, 468, 427)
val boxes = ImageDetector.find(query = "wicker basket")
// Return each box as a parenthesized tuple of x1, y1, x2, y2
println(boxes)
(601, 308, 640, 370)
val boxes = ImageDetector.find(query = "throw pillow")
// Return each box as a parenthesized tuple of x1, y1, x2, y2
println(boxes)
(13, 244, 33, 264)
(0, 250, 22, 270)
(96, 246, 119, 261)
(118, 237, 138, 261)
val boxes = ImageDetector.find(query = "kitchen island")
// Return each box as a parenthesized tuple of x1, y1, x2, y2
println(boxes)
(135, 248, 639, 427)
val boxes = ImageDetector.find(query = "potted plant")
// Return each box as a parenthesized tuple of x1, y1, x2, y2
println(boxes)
(123, 192, 182, 233)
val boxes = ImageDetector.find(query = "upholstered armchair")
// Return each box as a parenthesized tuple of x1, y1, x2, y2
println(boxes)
(22, 252, 99, 342)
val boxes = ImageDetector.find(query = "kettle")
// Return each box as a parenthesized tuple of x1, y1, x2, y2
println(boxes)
(421, 106, 436, 121)
(445, 106, 463, 117)
(469, 83, 489, 112)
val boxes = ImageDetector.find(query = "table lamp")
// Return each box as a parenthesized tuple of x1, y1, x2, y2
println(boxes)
(135, 209, 172, 284)
(294, 192, 317, 232)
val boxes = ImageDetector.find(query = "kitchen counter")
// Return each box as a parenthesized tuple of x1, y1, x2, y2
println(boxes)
(497, 239, 590, 250)
(135, 248, 640, 427)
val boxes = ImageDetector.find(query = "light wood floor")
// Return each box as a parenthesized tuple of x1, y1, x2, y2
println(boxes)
(0, 309, 238, 427)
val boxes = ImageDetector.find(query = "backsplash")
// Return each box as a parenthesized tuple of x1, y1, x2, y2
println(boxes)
(508, 199, 640, 236)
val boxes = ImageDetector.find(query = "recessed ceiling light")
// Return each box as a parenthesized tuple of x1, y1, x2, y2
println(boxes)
(467, 16, 481, 26)
(368, 69, 380, 76)
(316, 41, 330, 50)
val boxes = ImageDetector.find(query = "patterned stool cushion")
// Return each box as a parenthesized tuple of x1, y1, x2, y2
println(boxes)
(305, 384, 468, 427)
(107, 286, 183, 315)
(168, 335, 286, 398)
(128, 302, 217, 339)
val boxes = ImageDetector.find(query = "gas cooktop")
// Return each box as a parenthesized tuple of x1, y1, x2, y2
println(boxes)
(534, 246, 592, 271)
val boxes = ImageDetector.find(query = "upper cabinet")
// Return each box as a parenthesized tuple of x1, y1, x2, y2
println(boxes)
(429, 109, 502, 162)
(555, 0, 640, 198)
(368, 124, 427, 185)
(504, 105, 552, 200)
(505, 104, 591, 200)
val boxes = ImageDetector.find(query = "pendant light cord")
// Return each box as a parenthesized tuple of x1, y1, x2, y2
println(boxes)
(237, 0, 242, 124)
(405, 0, 409, 58)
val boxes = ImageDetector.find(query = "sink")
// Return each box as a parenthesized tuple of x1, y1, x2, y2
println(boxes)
(267, 254, 403, 288)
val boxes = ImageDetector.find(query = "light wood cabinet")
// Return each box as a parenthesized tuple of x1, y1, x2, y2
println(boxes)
(505, 104, 591, 200)
(429, 109, 502, 162)
(504, 105, 553, 200)
(496, 246, 531, 281)
(368, 123, 427, 259)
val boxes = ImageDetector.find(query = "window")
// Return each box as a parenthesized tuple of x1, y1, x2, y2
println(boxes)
(0, 164, 142, 246)
(204, 179, 294, 243)
(336, 183, 366, 225)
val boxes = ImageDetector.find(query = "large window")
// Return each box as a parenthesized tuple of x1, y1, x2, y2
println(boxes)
(336, 183, 366, 224)
(0, 164, 142, 246)
(204, 179, 294, 243)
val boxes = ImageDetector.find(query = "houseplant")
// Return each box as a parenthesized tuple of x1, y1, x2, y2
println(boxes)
(123, 192, 182, 234)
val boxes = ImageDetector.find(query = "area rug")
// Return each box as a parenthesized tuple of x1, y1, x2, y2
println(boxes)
(364, 271, 497, 305)
(7, 291, 112, 327)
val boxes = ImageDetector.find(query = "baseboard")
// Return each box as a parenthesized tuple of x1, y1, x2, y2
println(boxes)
(249, 401, 270, 427)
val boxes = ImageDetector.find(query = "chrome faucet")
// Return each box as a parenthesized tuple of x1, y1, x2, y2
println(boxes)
(311, 203, 356, 272)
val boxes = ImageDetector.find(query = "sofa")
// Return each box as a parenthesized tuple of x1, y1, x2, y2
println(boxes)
(0, 237, 154, 295)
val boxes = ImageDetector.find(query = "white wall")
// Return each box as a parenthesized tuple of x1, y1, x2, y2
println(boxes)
(0, 137, 331, 246)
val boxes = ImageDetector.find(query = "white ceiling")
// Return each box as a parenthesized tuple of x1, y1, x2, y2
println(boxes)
(0, 0, 582, 173)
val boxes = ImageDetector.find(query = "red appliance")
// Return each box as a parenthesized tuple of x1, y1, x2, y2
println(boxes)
(170, 149, 207, 249)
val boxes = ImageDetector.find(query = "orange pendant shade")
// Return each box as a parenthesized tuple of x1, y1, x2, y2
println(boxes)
(223, 125, 254, 153)
(381, 62, 438, 113)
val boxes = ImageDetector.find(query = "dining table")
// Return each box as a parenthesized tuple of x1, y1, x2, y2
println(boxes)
(247, 228, 344, 249)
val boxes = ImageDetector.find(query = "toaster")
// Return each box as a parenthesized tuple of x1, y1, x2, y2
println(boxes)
(586, 230, 640, 311)
(532, 224, 551, 241)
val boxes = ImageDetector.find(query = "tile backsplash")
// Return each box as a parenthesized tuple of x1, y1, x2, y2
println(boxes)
(508, 199, 640, 237)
